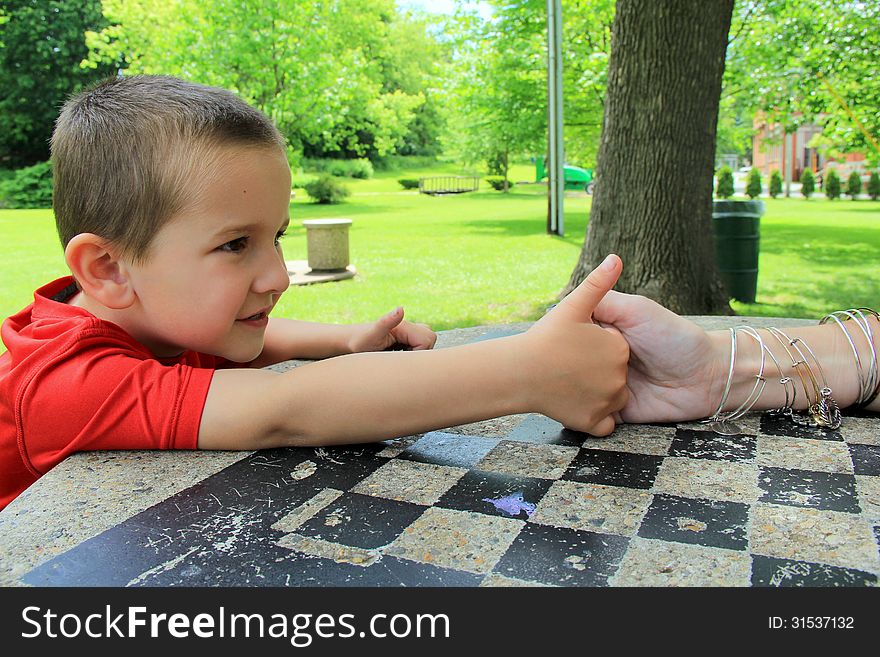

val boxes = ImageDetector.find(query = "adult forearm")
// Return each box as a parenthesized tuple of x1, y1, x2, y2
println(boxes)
(266, 335, 529, 445)
(711, 314, 879, 416)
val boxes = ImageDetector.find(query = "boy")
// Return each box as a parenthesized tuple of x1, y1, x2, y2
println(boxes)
(0, 75, 629, 511)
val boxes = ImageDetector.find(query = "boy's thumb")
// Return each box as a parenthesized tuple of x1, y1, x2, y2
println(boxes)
(552, 254, 622, 322)
(377, 306, 404, 329)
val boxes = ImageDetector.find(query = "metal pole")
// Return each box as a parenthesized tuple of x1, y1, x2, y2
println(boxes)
(547, 0, 564, 235)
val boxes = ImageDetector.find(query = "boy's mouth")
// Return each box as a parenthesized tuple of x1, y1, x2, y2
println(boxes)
(238, 306, 272, 323)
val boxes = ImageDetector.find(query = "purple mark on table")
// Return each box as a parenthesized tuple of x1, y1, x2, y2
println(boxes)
(482, 492, 536, 518)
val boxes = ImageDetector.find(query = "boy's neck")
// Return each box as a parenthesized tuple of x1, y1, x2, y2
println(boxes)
(66, 291, 185, 359)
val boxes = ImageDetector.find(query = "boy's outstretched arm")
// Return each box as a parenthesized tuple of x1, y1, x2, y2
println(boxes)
(200, 255, 629, 450)
(249, 309, 436, 367)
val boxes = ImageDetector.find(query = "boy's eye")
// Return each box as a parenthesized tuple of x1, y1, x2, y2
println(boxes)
(219, 237, 248, 253)
(274, 229, 287, 247)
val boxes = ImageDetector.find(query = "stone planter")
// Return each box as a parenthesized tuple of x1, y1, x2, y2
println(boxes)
(303, 218, 352, 271)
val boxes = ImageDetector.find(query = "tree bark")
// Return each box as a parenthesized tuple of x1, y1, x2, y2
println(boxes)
(564, 0, 734, 315)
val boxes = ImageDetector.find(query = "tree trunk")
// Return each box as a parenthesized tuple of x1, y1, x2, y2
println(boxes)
(564, 0, 734, 315)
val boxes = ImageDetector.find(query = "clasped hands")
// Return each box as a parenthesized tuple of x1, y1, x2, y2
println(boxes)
(351, 253, 720, 436)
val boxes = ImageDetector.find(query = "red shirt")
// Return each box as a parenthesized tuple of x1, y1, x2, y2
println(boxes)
(0, 277, 228, 510)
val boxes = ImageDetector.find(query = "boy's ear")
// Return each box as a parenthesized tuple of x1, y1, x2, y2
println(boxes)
(64, 234, 136, 310)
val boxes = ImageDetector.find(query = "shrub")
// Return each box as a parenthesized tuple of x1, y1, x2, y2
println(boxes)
(303, 175, 350, 204)
(302, 157, 373, 179)
(769, 169, 783, 198)
(715, 166, 734, 198)
(868, 171, 880, 201)
(0, 161, 53, 208)
(397, 178, 420, 190)
(800, 168, 815, 198)
(824, 168, 841, 200)
(745, 168, 762, 199)
(485, 176, 514, 191)
(846, 170, 862, 199)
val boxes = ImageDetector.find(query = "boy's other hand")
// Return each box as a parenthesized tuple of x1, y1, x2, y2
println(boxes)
(348, 307, 437, 353)
(521, 254, 629, 437)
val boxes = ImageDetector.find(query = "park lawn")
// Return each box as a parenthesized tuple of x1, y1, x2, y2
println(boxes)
(0, 189, 878, 358)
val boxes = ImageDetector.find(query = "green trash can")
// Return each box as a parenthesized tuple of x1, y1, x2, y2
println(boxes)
(711, 199, 764, 303)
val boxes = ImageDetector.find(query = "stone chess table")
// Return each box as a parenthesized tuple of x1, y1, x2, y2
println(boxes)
(1, 318, 878, 587)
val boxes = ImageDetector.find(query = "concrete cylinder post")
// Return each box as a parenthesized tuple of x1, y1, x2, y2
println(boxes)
(303, 218, 352, 271)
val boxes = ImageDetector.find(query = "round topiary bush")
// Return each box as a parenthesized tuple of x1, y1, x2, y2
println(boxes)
(303, 175, 351, 204)
(824, 168, 841, 200)
(746, 168, 762, 199)
(846, 170, 862, 199)
(715, 166, 734, 198)
(800, 168, 815, 198)
(397, 178, 420, 190)
(868, 171, 880, 201)
(769, 169, 783, 198)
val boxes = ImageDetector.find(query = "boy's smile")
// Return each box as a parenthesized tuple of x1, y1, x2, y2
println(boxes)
(117, 146, 292, 362)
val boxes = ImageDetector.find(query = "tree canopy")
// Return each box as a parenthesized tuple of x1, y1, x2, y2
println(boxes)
(0, 0, 116, 167)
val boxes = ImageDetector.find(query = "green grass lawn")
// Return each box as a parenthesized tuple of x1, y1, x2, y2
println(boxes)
(1, 174, 878, 359)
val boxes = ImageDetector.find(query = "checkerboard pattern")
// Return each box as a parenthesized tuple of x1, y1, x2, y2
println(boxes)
(22, 408, 880, 587)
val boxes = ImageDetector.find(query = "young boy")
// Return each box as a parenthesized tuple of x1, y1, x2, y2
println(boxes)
(0, 75, 629, 511)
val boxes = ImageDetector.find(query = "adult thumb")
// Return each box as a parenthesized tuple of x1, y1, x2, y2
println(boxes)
(551, 254, 622, 322)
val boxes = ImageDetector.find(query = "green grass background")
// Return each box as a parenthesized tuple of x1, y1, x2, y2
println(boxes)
(1, 163, 878, 356)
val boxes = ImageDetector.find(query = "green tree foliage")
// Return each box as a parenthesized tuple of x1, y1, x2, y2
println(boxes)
(84, 0, 447, 162)
(824, 168, 841, 199)
(769, 169, 783, 197)
(723, 0, 880, 163)
(716, 166, 734, 198)
(0, 0, 116, 166)
(447, 0, 615, 174)
(846, 171, 862, 199)
(868, 171, 880, 200)
(800, 168, 815, 198)
(745, 168, 762, 198)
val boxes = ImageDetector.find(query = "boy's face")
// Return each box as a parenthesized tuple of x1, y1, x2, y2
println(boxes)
(125, 146, 292, 362)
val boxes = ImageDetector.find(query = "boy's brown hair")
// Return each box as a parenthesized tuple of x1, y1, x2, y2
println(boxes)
(51, 75, 286, 262)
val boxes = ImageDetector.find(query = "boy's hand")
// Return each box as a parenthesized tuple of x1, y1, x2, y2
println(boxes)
(520, 254, 630, 437)
(592, 291, 725, 423)
(348, 307, 437, 353)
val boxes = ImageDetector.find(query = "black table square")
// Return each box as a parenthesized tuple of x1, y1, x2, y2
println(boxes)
(849, 443, 880, 476)
(751, 555, 878, 587)
(759, 413, 844, 441)
(492, 523, 629, 587)
(437, 470, 554, 519)
(758, 467, 861, 513)
(562, 448, 663, 489)
(670, 428, 756, 462)
(637, 494, 749, 550)
(398, 431, 500, 468)
(296, 492, 427, 549)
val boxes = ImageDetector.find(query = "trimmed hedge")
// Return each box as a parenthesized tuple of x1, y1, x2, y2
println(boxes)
(303, 175, 351, 204)
(485, 176, 514, 191)
(302, 157, 374, 179)
(0, 161, 53, 208)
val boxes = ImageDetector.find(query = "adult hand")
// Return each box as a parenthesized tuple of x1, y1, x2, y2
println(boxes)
(592, 291, 727, 423)
(348, 307, 437, 353)
(521, 254, 630, 436)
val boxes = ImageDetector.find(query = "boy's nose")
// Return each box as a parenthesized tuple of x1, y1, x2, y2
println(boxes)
(254, 248, 291, 295)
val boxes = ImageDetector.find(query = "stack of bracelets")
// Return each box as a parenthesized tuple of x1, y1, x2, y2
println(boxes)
(705, 307, 879, 436)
